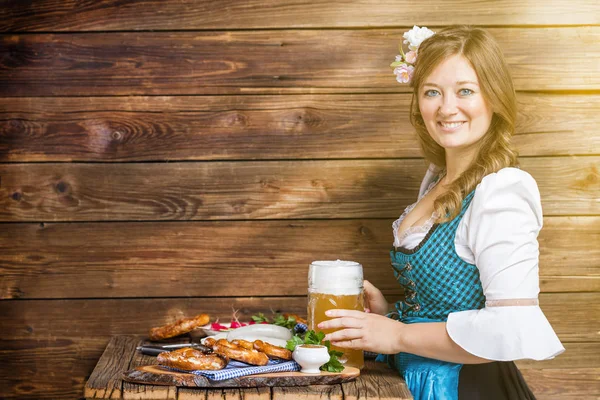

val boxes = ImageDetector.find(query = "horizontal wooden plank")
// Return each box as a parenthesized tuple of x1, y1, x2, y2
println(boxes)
(520, 368, 600, 400)
(0, 158, 597, 222)
(1, 294, 598, 343)
(0, 28, 598, 96)
(0, 336, 107, 400)
(1, 217, 598, 300)
(515, 342, 600, 370)
(1, 0, 598, 31)
(1, 297, 309, 340)
(1, 93, 597, 162)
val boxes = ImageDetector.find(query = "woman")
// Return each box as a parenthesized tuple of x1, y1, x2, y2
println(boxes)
(317, 26, 564, 399)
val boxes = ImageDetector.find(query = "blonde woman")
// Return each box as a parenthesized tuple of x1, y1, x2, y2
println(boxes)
(318, 26, 564, 399)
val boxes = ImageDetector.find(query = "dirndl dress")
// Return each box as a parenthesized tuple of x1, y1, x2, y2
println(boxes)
(377, 189, 536, 400)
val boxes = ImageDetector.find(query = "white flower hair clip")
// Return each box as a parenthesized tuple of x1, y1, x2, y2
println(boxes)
(390, 26, 435, 84)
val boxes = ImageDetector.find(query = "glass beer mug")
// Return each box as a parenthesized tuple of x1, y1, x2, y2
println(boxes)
(307, 260, 365, 369)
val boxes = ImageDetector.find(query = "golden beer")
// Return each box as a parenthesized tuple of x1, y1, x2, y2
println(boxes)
(307, 260, 365, 369)
(308, 292, 365, 369)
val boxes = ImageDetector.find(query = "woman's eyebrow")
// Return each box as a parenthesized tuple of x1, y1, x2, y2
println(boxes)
(457, 80, 479, 86)
(423, 81, 480, 87)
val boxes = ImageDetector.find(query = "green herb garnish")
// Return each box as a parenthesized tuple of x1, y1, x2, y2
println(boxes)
(251, 312, 269, 323)
(273, 314, 298, 329)
(285, 329, 345, 372)
(251, 313, 298, 329)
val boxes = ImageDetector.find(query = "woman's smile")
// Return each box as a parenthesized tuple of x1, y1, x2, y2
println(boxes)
(437, 120, 466, 132)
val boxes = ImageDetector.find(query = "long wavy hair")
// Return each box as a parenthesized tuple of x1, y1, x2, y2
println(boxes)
(409, 25, 519, 222)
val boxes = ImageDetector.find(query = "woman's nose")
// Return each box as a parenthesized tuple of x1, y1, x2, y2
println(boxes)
(438, 95, 458, 116)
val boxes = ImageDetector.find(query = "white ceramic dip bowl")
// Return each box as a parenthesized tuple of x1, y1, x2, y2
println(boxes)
(292, 344, 331, 374)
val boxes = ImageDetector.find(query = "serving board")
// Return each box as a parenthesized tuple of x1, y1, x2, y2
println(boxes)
(122, 364, 360, 388)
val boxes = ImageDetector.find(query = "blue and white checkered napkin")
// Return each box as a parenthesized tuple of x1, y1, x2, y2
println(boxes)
(169, 359, 301, 381)
(294, 323, 308, 334)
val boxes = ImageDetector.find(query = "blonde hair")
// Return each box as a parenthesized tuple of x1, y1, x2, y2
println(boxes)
(408, 25, 519, 222)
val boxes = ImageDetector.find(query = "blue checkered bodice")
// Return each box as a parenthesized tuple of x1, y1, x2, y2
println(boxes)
(390, 190, 485, 322)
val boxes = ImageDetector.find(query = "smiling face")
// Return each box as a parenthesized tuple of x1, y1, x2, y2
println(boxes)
(418, 54, 493, 159)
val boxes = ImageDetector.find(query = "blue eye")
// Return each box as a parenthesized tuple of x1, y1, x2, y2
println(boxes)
(459, 88, 474, 96)
(424, 90, 439, 97)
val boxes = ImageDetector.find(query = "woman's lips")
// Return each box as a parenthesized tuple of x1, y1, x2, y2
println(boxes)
(437, 121, 465, 132)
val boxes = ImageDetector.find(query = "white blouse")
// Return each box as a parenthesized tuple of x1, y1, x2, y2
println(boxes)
(392, 164, 565, 361)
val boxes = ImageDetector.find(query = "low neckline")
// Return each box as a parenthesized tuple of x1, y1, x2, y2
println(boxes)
(393, 171, 446, 245)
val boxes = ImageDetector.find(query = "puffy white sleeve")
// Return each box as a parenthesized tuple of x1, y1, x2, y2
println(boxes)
(446, 168, 565, 361)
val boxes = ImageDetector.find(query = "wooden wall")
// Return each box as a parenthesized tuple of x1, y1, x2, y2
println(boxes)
(1, 1, 599, 399)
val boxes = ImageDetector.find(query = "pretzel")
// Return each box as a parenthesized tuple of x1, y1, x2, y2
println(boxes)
(253, 339, 292, 360)
(157, 347, 227, 371)
(149, 314, 210, 341)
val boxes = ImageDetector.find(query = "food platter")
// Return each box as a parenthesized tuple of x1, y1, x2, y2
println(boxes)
(135, 312, 356, 388)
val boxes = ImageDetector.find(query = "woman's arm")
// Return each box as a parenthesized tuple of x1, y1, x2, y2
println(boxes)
(319, 309, 491, 364)
(398, 320, 491, 364)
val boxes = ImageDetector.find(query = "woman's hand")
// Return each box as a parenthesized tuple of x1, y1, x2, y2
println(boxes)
(363, 280, 389, 316)
(318, 309, 404, 355)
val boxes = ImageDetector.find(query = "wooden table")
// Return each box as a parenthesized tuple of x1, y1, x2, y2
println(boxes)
(85, 335, 413, 399)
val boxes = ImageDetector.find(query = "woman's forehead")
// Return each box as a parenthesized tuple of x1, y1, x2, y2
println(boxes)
(424, 55, 479, 86)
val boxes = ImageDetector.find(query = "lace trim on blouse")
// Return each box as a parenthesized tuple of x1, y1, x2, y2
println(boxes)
(392, 172, 445, 248)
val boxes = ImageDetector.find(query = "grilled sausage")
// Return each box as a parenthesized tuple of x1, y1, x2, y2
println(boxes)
(231, 339, 255, 350)
(213, 339, 269, 366)
(253, 339, 292, 360)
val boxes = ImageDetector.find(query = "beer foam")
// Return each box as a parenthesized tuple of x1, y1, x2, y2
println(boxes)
(308, 259, 363, 295)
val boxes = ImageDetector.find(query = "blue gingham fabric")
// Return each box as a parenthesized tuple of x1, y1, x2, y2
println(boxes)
(389, 189, 486, 322)
(379, 182, 487, 400)
(168, 359, 301, 381)
(294, 322, 308, 334)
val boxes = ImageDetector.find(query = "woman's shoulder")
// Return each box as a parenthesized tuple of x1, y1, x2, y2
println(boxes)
(475, 167, 540, 199)
(467, 166, 543, 228)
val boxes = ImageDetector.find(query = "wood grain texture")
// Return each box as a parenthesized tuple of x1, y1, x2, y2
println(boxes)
(0, 157, 598, 222)
(1, 0, 597, 30)
(515, 342, 600, 370)
(123, 364, 359, 388)
(1, 217, 597, 300)
(3, 335, 594, 400)
(1, 28, 598, 96)
(0, 337, 107, 400)
(520, 368, 600, 400)
(1, 93, 597, 162)
(341, 359, 413, 400)
(0, 335, 595, 400)
(206, 389, 241, 400)
(178, 386, 214, 400)
(123, 342, 177, 400)
(85, 337, 403, 399)
(1, 297, 309, 339)
(84, 335, 138, 399)
(271, 385, 344, 399)
(1, 295, 598, 344)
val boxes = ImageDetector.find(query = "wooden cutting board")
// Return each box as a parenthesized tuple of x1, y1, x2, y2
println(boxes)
(122, 364, 360, 388)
